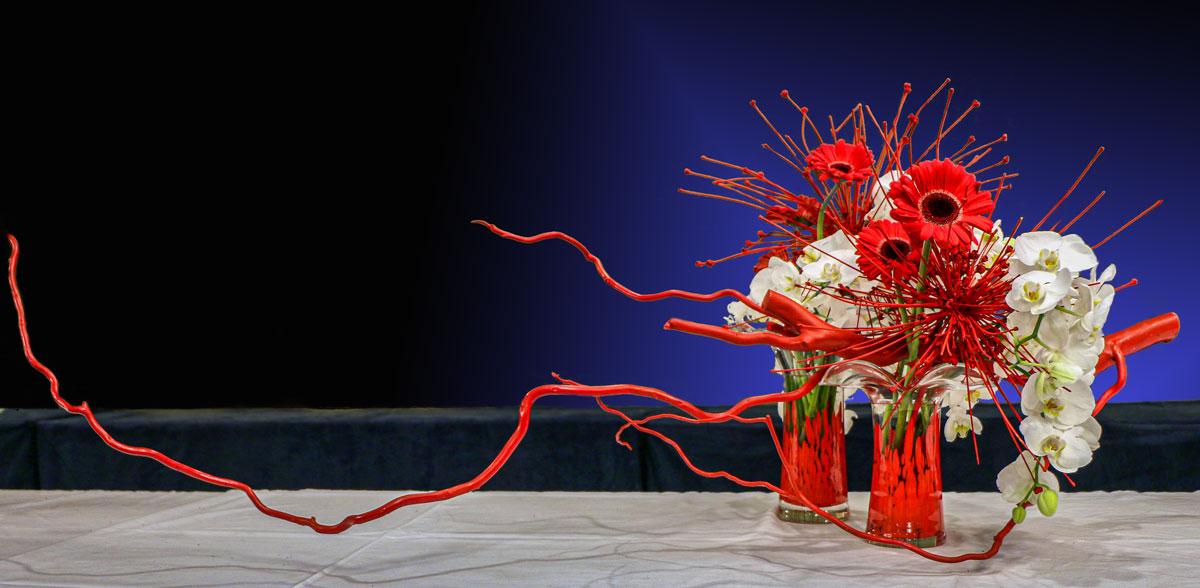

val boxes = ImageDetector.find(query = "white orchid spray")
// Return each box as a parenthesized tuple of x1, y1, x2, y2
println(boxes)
(1001, 230, 1113, 520)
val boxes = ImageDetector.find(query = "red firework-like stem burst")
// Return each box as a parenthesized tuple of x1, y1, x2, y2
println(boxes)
(885, 243, 1015, 375)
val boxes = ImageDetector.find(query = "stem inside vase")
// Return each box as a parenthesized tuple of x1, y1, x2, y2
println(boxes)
(866, 392, 945, 547)
(776, 350, 849, 523)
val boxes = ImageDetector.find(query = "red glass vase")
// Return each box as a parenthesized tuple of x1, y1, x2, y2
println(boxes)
(866, 395, 944, 547)
(826, 360, 964, 547)
(775, 352, 849, 523)
(777, 394, 849, 522)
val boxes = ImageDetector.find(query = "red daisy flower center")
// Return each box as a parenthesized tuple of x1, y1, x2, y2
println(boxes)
(805, 140, 875, 184)
(919, 190, 962, 225)
(828, 161, 853, 174)
(878, 238, 912, 262)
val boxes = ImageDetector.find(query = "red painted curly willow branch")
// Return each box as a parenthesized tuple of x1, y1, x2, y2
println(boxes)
(0, 232, 852, 539)
(472, 220, 767, 314)
(1091, 313, 1178, 414)
(5, 230, 1178, 564)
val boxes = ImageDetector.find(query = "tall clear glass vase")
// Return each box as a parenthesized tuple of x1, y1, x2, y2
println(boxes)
(827, 361, 969, 546)
(775, 350, 849, 523)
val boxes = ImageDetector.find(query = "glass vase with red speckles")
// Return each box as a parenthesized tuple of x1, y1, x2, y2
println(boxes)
(828, 361, 971, 547)
(775, 350, 850, 523)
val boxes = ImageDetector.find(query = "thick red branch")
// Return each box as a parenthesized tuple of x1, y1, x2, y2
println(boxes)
(1095, 312, 1179, 374)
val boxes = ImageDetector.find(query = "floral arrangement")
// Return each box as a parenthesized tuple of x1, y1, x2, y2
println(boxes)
(3, 79, 1179, 563)
(703, 100, 1116, 521)
(669, 80, 1173, 542)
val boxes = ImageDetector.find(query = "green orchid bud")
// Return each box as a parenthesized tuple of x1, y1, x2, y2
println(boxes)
(1047, 358, 1083, 386)
(1011, 505, 1027, 524)
(1037, 488, 1059, 517)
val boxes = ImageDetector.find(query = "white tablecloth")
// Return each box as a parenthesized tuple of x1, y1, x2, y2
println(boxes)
(0, 490, 1196, 586)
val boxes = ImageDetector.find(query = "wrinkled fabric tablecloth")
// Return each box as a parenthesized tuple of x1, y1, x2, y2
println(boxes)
(0, 490, 1196, 586)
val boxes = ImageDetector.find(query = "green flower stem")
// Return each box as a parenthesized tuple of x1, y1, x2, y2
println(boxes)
(782, 350, 840, 446)
(814, 183, 841, 240)
(881, 240, 935, 451)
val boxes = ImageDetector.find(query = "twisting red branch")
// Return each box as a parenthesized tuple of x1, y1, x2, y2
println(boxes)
(558, 373, 1020, 563)
(0, 233, 767, 534)
(1093, 347, 1127, 416)
(472, 220, 767, 314)
(0, 235, 835, 520)
(6, 228, 1180, 564)
(4, 230, 1016, 563)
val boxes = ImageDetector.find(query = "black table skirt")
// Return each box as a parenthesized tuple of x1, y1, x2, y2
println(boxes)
(2, 402, 1197, 492)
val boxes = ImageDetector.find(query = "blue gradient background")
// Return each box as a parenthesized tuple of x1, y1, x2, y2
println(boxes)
(0, 3, 1193, 409)
(457, 1, 1195, 406)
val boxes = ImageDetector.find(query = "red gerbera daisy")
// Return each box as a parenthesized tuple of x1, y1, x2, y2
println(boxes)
(764, 202, 818, 229)
(856, 220, 919, 281)
(806, 140, 874, 183)
(753, 251, 783, 273)
(887, 159, 994, 249)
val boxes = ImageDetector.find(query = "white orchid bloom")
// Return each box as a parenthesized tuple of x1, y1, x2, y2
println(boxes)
(1031, 313, 1081, 360)
(945, 383, 985, 408)
(1088, 263, 1117, 291)
(1011, 231, 1098, 275)
(1043, 352, 1086, 387)
(804, 262, 855, 289)
(1006, 269, 1073, 315)
(1017, 284, 1102, 367)
(1070, 265, 1116, 349)
(1020, 415, 1097, 473)
(1032, 331, 1101, 387)
(996, 450, 1060, 504)
(1021, 372, 1096, 427)
(1078, 416, 1102, 451)
(1007, 310, 1040, 341)
(798, 231, 861, 286)
(974, 218, 1005, 244)
(1083, 288, 1114, 331)
(1060, 278, 1095, 321)
(1012, 299, 1087, 353)
(800, 230, 855, 263)
(749, 257, 806, 304)
(868, 170, 904, 220)
(1071, 316, 1108, 361)
(1013, 308, 1096, 391)
(973, 219, 1013, 270)
(806, 289, 863, 328)
(724, 300, 759, 331)
(944, 405, 983, 442)
(829, 276, 883, 328)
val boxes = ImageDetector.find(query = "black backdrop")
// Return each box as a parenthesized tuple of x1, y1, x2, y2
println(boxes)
(0, 8, 490, 408)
